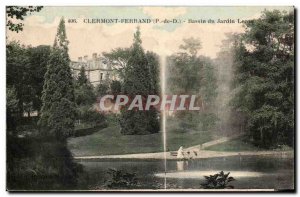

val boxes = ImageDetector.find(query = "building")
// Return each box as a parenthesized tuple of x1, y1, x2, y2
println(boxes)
(70, 53, 117, 86)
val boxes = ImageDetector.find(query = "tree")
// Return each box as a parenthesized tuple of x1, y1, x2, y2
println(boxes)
(26, 45, 51, 115)
(75, 66, 95, 106)
(96, 83, 109, 96)
(103, 48, 131, 80)
(179, 37, 202, 56)
(110, 80, 122, 96)
(168, 38, 203, 94)
(6, 41, 29, 118)
(119, 27, 159, 135)
(6, 86, 19, 131)
(6, 43, 50, 118)
(146, 52, 160, 95)
(6, 6, 43, 32)
(77, 66, 88, 86)
(74, 66, 105, 127)
(168, 38, 218, 131)
(38, 18, 76, 140)
(232, 10, 294, 147)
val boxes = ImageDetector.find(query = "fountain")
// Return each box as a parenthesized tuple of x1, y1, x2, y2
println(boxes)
(160, 55, 167, 189)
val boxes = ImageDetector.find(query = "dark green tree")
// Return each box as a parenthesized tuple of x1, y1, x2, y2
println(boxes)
(6, 41, 28, 119)
(119, 27, 159, 135)
(26, 45, 51, 115)
(232, 10, 294, 147)
(75, 66, 95, 106)
(96, 82, 109, 96)
(6, 42, 51, 135)
(77, 66, 88, 86)
(146, 51, 160, 95)
(38, 17, 76, 140)
(110, 80, 122, 95)
(6, 86, 19, 131)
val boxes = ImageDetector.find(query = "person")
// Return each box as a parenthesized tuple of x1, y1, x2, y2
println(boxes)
(177, 146, 185, 160)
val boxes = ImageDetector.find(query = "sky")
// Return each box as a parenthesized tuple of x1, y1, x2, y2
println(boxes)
(7, 6, 293, 60)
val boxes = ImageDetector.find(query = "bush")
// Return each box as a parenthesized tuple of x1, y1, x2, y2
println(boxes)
(201, 171, 235, 189)
(110, 80, 122, 95)
(104, 168, 138, 189)
(77, 106, 106, 126)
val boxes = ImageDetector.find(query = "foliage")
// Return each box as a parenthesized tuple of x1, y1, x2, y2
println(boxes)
(25, 45, 51, 113)
(146, 51, 160, 94)
(105, 114, 119, 126)
(6, 42, 51, 119)
(168, 38, 217, 105)
(77, 106, 106, 126)
(168, 38, 218, 131)
(74, 67, 95, 106)
(7, 136, 82, 190)
(6, 6, 43, 32)
(201, 171, 235, 189)
(7, 86, 19, 115)
(7, 86, 19, 131)
(38, 18, 76, 140)
(76, 66, 88, 86)
(200, 57, 218, 105)
(179, 37, 202, 56)
(119, 27, 160, 135)
(7, 41, 28, 118)
(74, 85, 95, 107)
(103, 48, 131, 80)
(104, 168, 138, 189)
(232, 10, 294, 148)
(110, 80, 122, 95)
(95, 83, 109, 96)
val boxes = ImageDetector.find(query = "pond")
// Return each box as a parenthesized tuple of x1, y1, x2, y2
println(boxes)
(77, 155, 294, 190)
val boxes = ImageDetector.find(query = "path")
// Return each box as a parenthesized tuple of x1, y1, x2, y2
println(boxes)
(73, 133, 293, 161)
(74, 150, 293, 161)
(185, 132, 243, 152)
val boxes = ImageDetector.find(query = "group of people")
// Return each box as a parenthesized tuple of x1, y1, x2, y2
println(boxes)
(177, 146, 198, 160)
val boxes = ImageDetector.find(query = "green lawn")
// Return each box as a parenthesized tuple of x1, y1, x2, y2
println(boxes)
(204, 137, 265, 152)
(67, 126, 212, 156)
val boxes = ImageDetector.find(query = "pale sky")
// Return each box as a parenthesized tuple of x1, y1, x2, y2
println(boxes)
(7, 6, 293, 60)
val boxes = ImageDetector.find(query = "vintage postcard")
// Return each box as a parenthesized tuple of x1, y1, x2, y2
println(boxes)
(6, 6, 295, 191)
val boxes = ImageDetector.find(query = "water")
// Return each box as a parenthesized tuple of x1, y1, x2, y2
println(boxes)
(77, 155, 294, 190)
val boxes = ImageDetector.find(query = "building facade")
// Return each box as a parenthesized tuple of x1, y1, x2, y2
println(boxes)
(70, 53, 117, 86)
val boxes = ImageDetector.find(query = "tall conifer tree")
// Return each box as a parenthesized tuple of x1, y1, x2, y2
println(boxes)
(39, 18, 76, 140)
(120, 27, 159, 135)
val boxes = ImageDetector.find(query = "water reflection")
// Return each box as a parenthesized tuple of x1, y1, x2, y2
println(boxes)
(177, 161, 189, 171)
(78, 155, 294, 190)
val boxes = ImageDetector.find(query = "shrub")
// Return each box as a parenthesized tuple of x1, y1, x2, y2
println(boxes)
(201, 171, 235, 189)
(104, 168, 138, 189)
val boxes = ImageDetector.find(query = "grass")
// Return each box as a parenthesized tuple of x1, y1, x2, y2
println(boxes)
(204, 137, 265, 152)
(67, 126, 213, 156)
